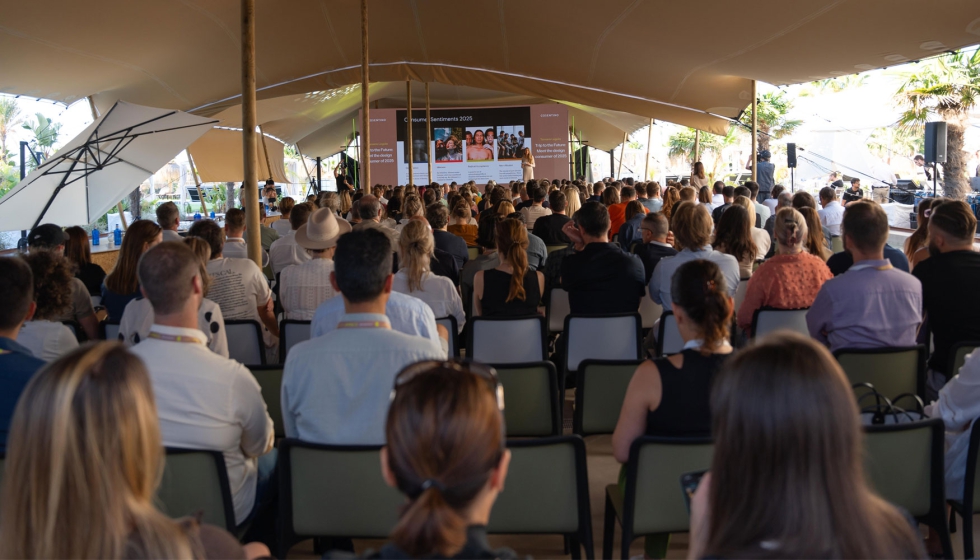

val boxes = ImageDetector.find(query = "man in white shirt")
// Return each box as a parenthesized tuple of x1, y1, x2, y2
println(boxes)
(269, 202, 314, 275)
(746, 181, 771, 226)
(156, 201, 183, 242)
(283, 228, 445, 445)
(222, 208, 270, 267)
(129, 241, 275, 527)
(817, 186, 844, 239)
(711, 181, 726, 207)
(520, 183, 552, 230)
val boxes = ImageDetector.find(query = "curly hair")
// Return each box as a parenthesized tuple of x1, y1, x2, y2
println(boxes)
(22, 252, 73, 320)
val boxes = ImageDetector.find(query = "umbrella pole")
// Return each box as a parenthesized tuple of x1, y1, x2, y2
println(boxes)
(186, 151, 209, 216)
(751, 80, 758, 183)
(259, 125, 274, 183)
(360, 0, 371, 192)
(241, 0, 262, 267)
(425, 82, 432, 185)
(406, 80, 413, 187)
(88, 96, 128, 230)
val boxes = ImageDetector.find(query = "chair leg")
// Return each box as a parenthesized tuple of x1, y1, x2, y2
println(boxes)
(935, 513, 955, 560)
(620, 527, 632, 560)
(581, 526, 596, 560)
(569, 534, 582, 560)
(603, 493, 615, 560)
(951, 508, 958, 534)
(964, 510, 974, 559)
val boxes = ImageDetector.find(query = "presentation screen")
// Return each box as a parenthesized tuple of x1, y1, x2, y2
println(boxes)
(363, 104, 569, 186)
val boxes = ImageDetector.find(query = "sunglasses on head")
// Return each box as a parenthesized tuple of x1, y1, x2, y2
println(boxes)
(392, 359, 505, 413)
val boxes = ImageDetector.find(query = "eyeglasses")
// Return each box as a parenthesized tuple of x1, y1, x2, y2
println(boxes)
(392, 359, 505, 413)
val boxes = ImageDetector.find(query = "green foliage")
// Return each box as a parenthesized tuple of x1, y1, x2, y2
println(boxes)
(738, 91, 802, 151)
(667, 126, 743, 181)
(0, 97, 24, 165)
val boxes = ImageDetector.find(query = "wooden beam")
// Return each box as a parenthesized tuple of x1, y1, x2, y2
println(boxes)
(693, 129, 701, 164)
(406, 79, 413, 187)
(617, 131, 627, 179)
(644, 118, 653, 180)
(241, 0, 261, 267)
(425, 82, 432, 184)
(88, 96, 128, 230)
(186, 151, 209, 215)
(751, 80, 758, 183)
(360, 0, 371, 191)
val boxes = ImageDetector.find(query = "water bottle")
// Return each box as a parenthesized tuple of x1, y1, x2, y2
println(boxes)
(210, 210, 216, 220)
(193, 212, 202, 221)
(113, 225, 122, 247)
(92, 228, 100, 246)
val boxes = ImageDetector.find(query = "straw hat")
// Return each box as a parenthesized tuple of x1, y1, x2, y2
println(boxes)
(295, 208, 351, 250)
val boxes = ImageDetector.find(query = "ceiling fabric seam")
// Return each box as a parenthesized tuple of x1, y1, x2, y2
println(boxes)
(410, 0, 429, 62)
(587, 0, 644, 85)
(498, 0, 510, 71)
(319, 1, 349, 66)
(175, 0, 268, 84)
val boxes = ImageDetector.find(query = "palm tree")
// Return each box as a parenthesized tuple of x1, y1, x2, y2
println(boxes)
(0, 97, 23, 164)
(896, 48, 980, 199)
(668, 126, 743, 182)
(739, 91, 803, 152)
(21, 113, 62, 168)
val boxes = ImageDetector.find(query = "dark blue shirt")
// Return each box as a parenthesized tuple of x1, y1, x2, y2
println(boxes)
(100, 284, 141, 322)
(826, 244, 910, 276)
(0, 337, 45, 452)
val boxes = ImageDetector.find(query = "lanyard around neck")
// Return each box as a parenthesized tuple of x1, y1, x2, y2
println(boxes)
(848, 262, 894, 273)
(147, 332, 202, 344)
(337, 320, 390, 329)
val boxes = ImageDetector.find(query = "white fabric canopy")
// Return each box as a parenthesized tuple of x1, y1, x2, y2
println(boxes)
(793, 130, 898, 187)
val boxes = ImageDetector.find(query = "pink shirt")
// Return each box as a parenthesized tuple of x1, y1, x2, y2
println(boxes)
(737, 252, 833, 331)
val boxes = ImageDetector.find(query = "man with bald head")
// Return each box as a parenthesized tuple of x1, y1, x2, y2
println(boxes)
(352, 194, 399, 246)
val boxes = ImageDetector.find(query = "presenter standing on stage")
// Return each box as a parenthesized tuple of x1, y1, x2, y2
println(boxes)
(522, 148, 535, 181)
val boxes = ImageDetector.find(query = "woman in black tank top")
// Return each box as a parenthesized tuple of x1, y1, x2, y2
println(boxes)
(473, 219, 544, 317)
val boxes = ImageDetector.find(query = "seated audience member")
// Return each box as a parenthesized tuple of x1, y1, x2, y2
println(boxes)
(651, 203, 740, 311)
(763, 184, 785, 215)
(711, 185, 735, 223)
(818, 186, 844, 241)
(632, 212, 677, 283)
(428, 203, 469, 269)
(609, 186, 645, 236)
(679, 186, 697, 203)
(188, 219, 280, 344)
(698, 186, 714, 212)
(764, 190, 793, 247)
(0, 258, 45, 452)
(101, 220, 163, 322)
(642, 182, 663, 213)
(474, 219, 544, 317)
(827, 241, 910, 275)
(281, 208, 350, 321)
(732, 195, 771, 260)
(269, 202, 314, 275)
(119, 238, 229, 357)
(221, 208, 269, 266)
(617, 200, 648, 249)
(374, 361, 516, 560)
(906, 198, 933, 269)
(64, 226, 106, 296)
(272, 196, 295, 236)
(393, 220, 465, 332)
(687, 334, 926, 559)
(128, 242, 275, 529)
(447, 200, 479, 246)
(710, 181, 725, 206)
(712, 205, 758, 280)
(0, 344, 268, 559)
(560, 202, 646, 314)
(913, 200, 980, 396)
(745, 181, 771, 225)
(397, 194, 426, 232)
(807, 202, 921, 352)
(19, 252, 79, 362)
(601, 185, 620, 208)
(929, 348, 980, 511)
(27, 224, 98, 340)
(519, 184, 552, 229)
(738, 208, 833, 332)
(156, 201, 182, 242)
(842, 177, 864, 206)
(792, 190, 817, 210)
(532, 190, 572, 246)
(354, 194, 399, 243)
(256, 202, 280, 252)
(799, 206, 832, 260)
(505, 211, 548, 271)
(461, 214, 505, 317)
(283, 228, 444, 445)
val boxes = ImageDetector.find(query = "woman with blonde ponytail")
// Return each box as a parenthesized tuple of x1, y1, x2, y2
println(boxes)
(392, 220, 465, 333)
(0, 343, 267, 559)
(472, 218, 544, 317)
(736, 207, 833, 332)
(376, 360, 514, 559)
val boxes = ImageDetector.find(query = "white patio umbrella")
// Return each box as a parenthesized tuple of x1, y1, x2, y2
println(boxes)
(0, 101, 216, 231)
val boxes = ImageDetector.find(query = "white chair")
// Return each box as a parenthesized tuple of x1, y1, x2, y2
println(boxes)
(733, 279, 749, 315)
(638, 288, 663, 330)
(279, 320, 311, 362)
(468, 316, 546, 364)
(548, 288, 571, 333)
(435, 316, 459, 357)
(751, 308, 810, 339)
(657, 312, 684, 356)
(564, 313, 642, 374)
(225, 319, 266, 366)
(100, 320, 121, 342)
(91, 295, 102, 308)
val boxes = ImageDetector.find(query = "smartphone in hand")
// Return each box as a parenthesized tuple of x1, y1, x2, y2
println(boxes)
(680, 470, 708, 513)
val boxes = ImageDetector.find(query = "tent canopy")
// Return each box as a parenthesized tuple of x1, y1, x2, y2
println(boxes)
(188, 128, 289, 184)
(2, 0, 978, 142)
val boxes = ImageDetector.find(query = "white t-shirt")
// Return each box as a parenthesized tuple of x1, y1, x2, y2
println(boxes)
(280, 259, 340, 321)
(391, 270, 466, 333)
(119, 297, 229, 357)
(17, 320, 79, 362)
(271, 219, 292, 237)
(206, 257, 275, 346)
(223, 238, 270, 268)
(269, 231, 310, 275)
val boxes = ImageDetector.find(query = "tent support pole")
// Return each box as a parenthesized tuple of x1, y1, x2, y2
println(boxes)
(751, 80, 758, 183)
(406, 80, 413, 187)
(295, 144, 314, 186)
(617, 132, 626, 179)
(425, 82, 432, 184)
(259, 125, 273, 182)
(186, 151, 209, 215)
(644, 118, 653, 180)
(89, 96, 128, 230)
(241, 0, 262, 267)
(694, 129, 701, 164)
(359, 0, 371, 191)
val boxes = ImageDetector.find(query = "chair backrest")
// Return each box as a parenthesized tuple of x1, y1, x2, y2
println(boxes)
(656, 311, 684, 356)
(467, 247, 479, 260)
(831, 236, 845, 254)
(949, 341, 980, 380)
(225, 320, 265, 366)
(624, 436, 714, 535)
(638, 288, 663, 330)
(62, 320, 82, 342)
(547, 288, 571, 333)
(494, 362, 560, 436)
(100, 320, 121, 342)
(278, 440, 402, 545)
(751, 307, 810, 339)
(546, 245, 567, 254)
(864, 418, 944, 519)
(574, 360, 642, 436)
(488, 437, 591, 541)
(835, 346, 925, 400)
(157, 448, 236, 532)
(279, 320, 311, 362)
(733, 279, 749, 315)
(249, 366, 285, 438)
(468, 315, 546, 364)
(564, 313, 642, 374)
(91, 295, 102, 308)
(435, 316, 459, 357)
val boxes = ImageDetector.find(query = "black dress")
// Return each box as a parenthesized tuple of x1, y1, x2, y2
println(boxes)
(76, 262, 107, 296)
(480, 268, 541, 317)
(645, 349, 730, 437)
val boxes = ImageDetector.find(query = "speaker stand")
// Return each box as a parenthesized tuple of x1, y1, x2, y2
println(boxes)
(934, 163, 938, 198)
(791, 168, 795, 193)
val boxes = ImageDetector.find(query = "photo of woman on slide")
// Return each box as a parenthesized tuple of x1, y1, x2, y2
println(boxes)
(484, 128, 496, 152)
(438, 136, 463, 162)
(466, 129, 493, 161)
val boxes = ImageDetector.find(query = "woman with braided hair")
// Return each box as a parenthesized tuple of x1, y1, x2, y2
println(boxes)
(392, 219, 465, 333)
